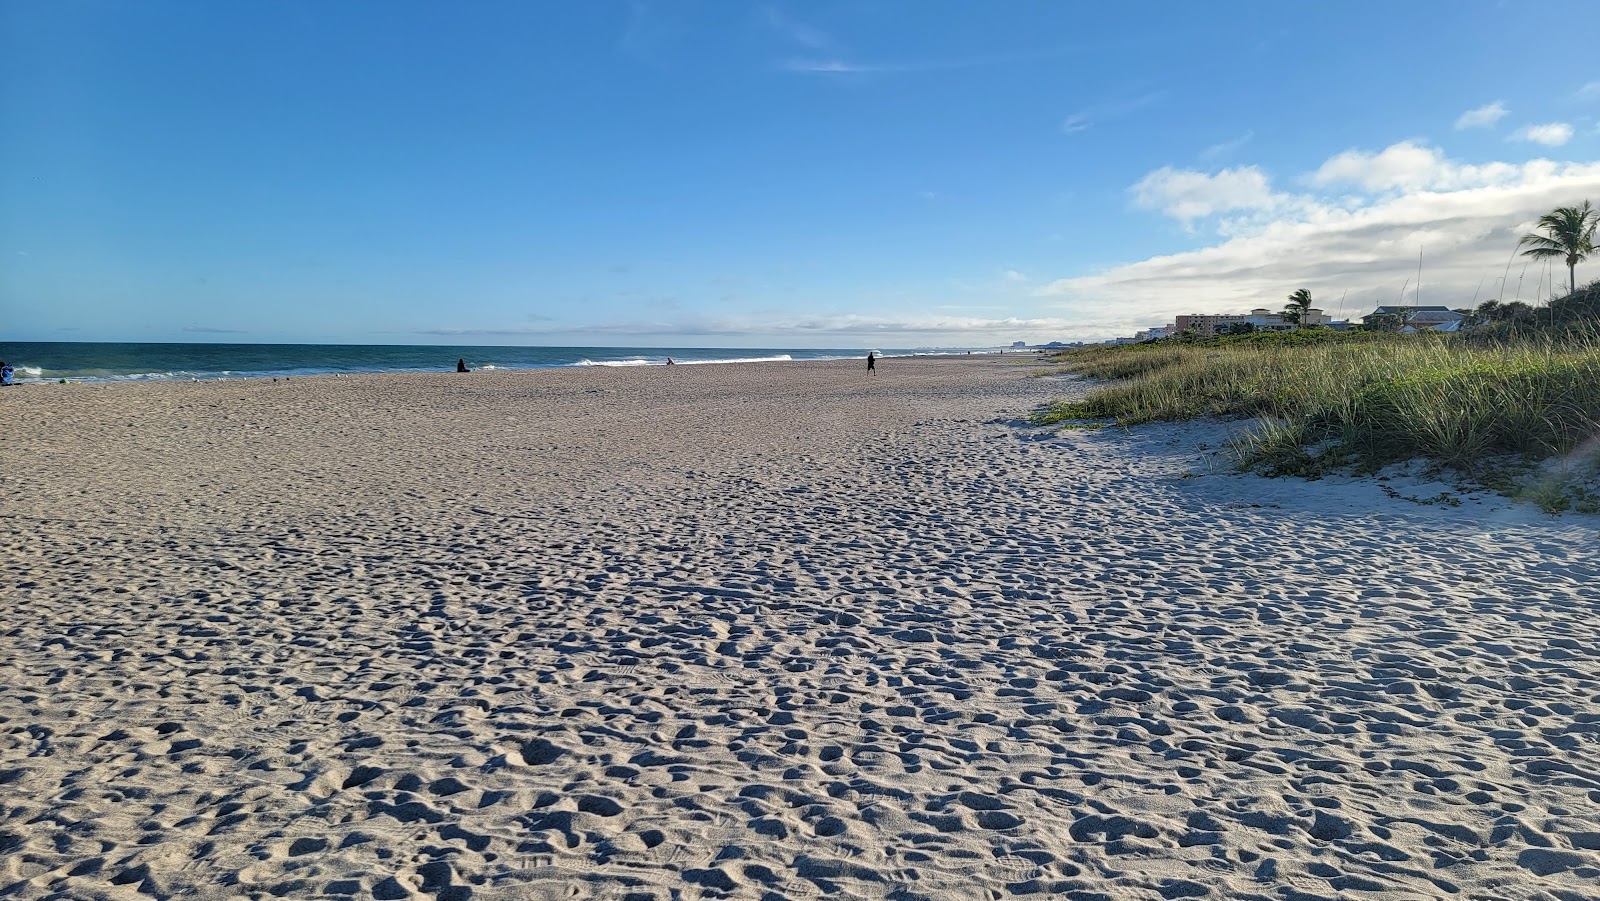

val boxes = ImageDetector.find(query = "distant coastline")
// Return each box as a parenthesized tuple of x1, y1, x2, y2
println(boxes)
(0, 341, 1012, 384)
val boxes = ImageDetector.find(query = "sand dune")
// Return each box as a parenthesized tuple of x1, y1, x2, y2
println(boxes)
(3, 357, 1598, 900)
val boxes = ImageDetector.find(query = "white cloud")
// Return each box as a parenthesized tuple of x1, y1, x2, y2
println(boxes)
(1454, 102, 1508, 130)
(413, 326, 556, 336)
(1060, 92, 1163, 136)
(1200, 131, 1255, 161)
(568, 312, 1078, 342)
(783, 48, 1069, 76)
(781, 55, 1026, 75)
(785, 313, 1075, 336)
(781, 58, 864, 73)
(1035, 148, 1600, 340)
(1131, 166, 1280, 222)
(1003, 270, 1029, 283)
(1309, 140, 1531, 193)
(1061, 113, 1091, 134)
(1511, 123, 1574, 146)
(1577, 81, 1600, 101)
(1312, 141, 1448, 191)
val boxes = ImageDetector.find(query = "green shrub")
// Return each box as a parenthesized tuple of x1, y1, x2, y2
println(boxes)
(1034, 333, 1600, 480)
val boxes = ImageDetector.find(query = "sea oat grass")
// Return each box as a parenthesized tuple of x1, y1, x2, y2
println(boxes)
(1033, 332, 1600, 479)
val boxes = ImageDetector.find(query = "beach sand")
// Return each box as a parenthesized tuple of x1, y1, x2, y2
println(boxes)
(3, 356, 1598, 900)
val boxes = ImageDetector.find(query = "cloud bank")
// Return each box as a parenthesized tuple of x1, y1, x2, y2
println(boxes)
(413, 313, 1079, 346)
(1039, 142, 1600, 338)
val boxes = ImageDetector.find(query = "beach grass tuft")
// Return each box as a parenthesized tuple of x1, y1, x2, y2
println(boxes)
(1033, 331, 1600, 487)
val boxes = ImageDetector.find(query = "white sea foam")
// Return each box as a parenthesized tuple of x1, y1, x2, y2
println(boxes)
(10, 345, 1000, 384)
(21, 370, 196, 383)
(677, 354, 794, 365)
(107, 372, 200, 381)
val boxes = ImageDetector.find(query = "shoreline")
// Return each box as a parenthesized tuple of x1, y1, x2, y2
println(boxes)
(0, 347, 1040, 386)
(3, 354, 1597, 899)
(0, 353, 1026, 391)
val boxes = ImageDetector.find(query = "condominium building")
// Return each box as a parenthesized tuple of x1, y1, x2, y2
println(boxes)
(1174, 307, 1330, 337)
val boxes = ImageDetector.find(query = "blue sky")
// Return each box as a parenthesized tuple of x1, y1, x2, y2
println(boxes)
(3, 1, 1599, 346)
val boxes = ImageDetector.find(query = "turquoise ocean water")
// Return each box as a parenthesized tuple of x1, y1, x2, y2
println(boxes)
(0, 342, 998, 383)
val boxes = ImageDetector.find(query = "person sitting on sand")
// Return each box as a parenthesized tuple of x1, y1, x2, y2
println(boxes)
(0, 361, 13, 386)
(456, 358, 470, 373)
(867, 352, 876, 373)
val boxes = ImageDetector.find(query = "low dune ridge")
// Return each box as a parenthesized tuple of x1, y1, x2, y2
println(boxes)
(2, 356, 1598, 900)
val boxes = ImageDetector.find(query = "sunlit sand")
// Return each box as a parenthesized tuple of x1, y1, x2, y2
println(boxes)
(3, 356, 1598, 899)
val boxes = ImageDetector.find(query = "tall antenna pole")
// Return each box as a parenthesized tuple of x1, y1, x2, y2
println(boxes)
(1500, 238, 1519, 304)
(1543, 259, 1553, 327)
(1416, 245, 1424, 308)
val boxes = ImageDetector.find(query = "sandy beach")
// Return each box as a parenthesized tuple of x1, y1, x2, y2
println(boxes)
(3, 355, 1599, 900)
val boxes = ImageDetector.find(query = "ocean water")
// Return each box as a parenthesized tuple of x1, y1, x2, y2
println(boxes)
(0, 342, 998, 384)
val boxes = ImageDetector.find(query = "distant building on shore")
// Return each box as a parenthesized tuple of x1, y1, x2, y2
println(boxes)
(1174, 307, 1332, 338)
(1362, 306, 1465, 332)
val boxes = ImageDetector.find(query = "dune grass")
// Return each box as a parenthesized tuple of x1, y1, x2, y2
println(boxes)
(1033, 332, 1600, 499)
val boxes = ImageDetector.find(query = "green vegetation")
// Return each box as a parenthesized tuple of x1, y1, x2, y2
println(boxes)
(1282, 288, 1313, 325)
(1032, 330, 1600, 493)
(1463, 278, 1600, 342)
(1518, 201, 1597, 296)
(1031, 201, 1600, 510)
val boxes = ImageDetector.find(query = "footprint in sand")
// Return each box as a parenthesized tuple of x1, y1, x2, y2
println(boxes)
(989, 855, 1043, 881)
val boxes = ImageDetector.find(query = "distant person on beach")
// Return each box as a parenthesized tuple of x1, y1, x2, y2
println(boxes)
(0, 362, 12, 386)
(867, 352, 876, 373)
(666, 357, 674, 366)
(456, 358, 469, 373)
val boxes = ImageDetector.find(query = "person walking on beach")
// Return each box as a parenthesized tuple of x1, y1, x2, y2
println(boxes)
(866, 352, 876, 373)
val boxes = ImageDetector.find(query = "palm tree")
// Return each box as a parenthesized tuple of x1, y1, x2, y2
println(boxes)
(1283, 288, 1313, 326)
(1519, 201, 1599, 296)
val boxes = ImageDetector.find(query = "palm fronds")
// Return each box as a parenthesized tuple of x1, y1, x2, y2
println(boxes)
(1520, 201, 1599, 293)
